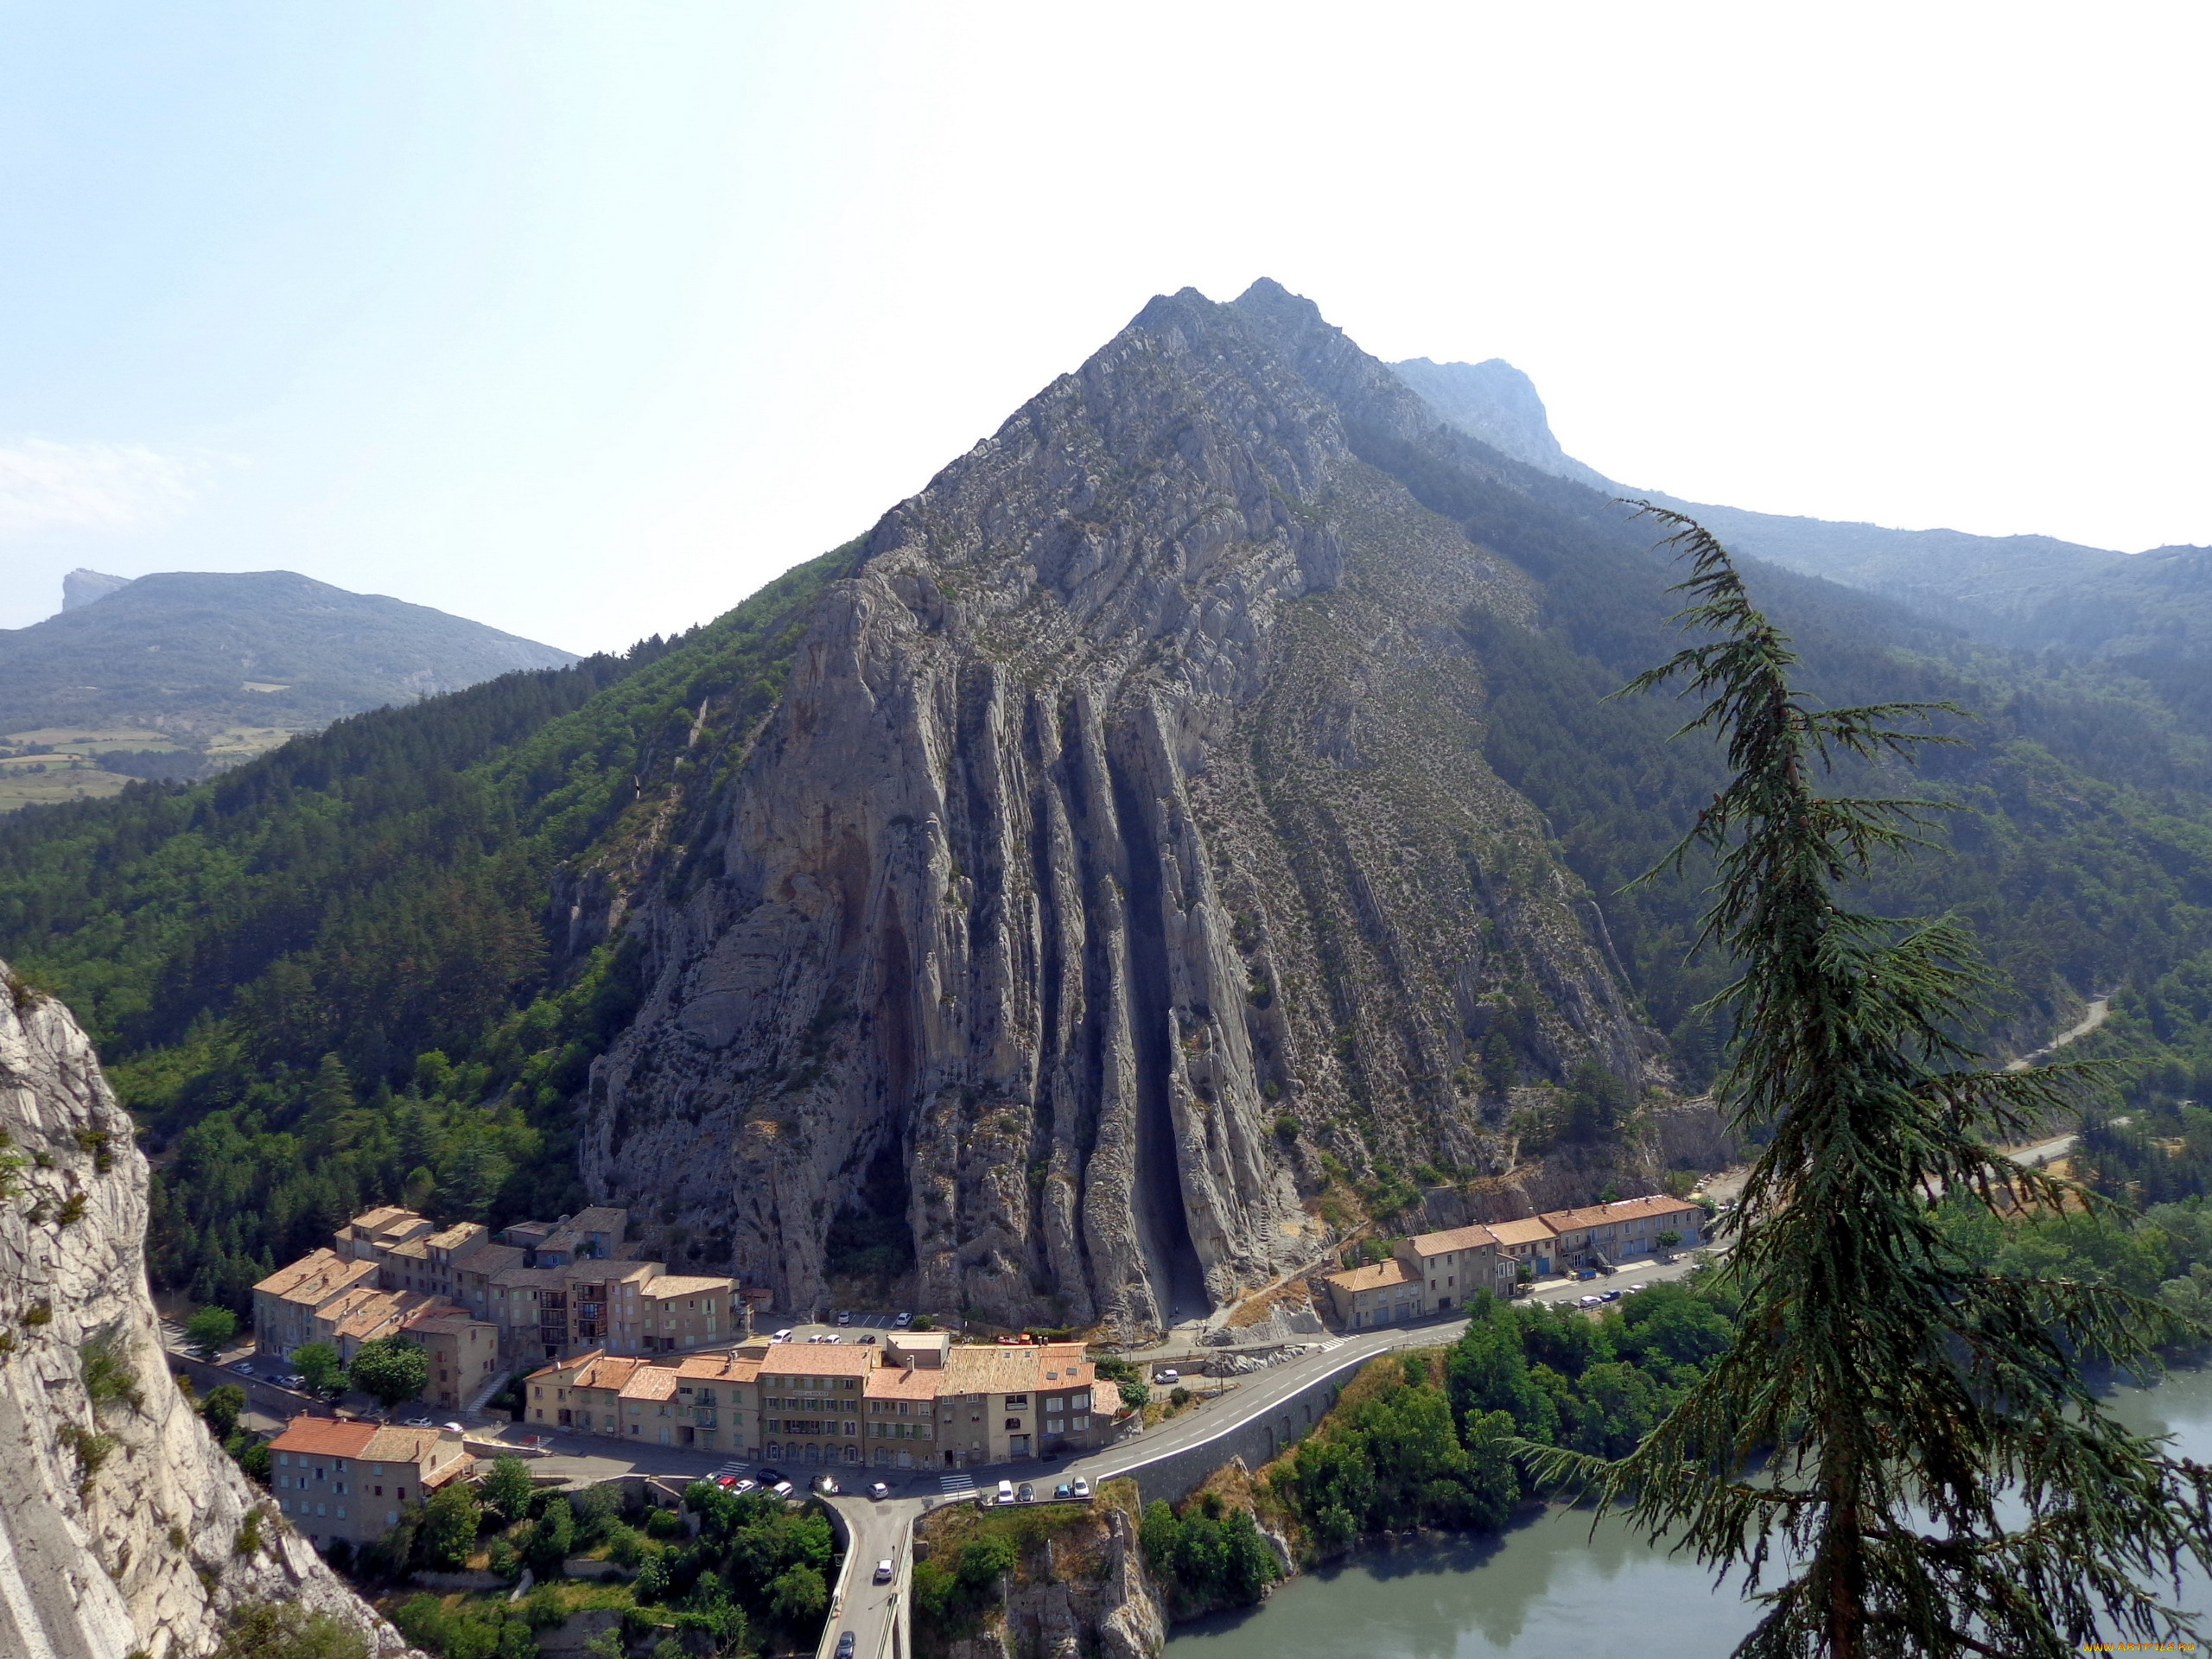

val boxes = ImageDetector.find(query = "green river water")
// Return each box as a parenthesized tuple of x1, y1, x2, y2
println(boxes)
(1166, 1363, 2212, 1658)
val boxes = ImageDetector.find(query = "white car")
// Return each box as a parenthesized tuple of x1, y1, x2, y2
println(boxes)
(772, 1329, 793, 1342)
(1155, 1368, 1179, 1384)
(836, 1311, 853, 1326)
(1071, 1477, 1090, 1498)
(893, 1312, 913, 1328)
(996, 1479, 1016, 1504)
(873, 1559, 894, 1584)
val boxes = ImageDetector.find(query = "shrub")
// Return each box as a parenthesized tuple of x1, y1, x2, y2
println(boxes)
(211, 1602, 370, 1659)
(80, 1328, 143, 1413)
(183, 1306, 238, 1360)
(482, 1454, 536, 1525)
(200, 1383, 247, 1440)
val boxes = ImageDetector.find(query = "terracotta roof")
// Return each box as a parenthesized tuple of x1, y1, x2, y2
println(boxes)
(360, 1424, 447, 1464)
(1321, 1259, 1415, 1294)
(866, 1365, 942, 1402)
(254, 1249, 379, 1306)
(619, 1367, 679, 1402)
(1539, 1195, 1702, 1232)
(425, 1224, 485, 1250)
(674, 1352, 760, 1382)
(758, 1344, 876, 1378)
(402, 1307, 491, 1337)
(575, 1355, 646, 1393)
(526, 1348, 602, 1383)
(450, 1242, 524, 1275)
(346, 1206, 415, 1236)
(639, 1275, 734, 1300)
(943, 1345, 1050, 1396)
(270, 1415, 378, 1459)
(1484, 1217, 1560, 1248)
(1402, 1223, 1499, 1257)
(383, 1236, 431, 1262)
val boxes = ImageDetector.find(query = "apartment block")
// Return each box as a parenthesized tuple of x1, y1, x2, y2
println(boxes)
(522, 1334, 1109, 1471)
(1540, 1194, 1704, 1271)
(267, 1415, 471, 1549)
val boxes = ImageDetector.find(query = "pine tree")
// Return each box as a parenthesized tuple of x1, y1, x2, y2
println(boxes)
(1523, 505, 2212, 1657)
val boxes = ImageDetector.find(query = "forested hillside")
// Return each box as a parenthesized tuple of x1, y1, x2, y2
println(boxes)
(0, 548, 850, 1306)
(2, 282, 2209, 1326)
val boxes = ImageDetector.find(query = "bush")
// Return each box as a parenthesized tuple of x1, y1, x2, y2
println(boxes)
(420, 1484, 482, 1570)
(212, 1602, 370, 1659)
(200, 1382, 247, 1440)
(185, 1306, 238, 1361)
(482, 1455, 535, 1525)
(1139, 1498, 1281, 1617)
(644, 1503, 683, 1541)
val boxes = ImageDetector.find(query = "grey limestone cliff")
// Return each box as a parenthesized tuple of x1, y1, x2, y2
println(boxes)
(0, 963, 410, 1659)
(581, 283, 1669, 1336)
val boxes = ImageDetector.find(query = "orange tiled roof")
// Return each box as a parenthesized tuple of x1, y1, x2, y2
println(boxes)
(1484, 1217, 1560, 1248)
(619, 1367, 679, 1402)
(758, 1344, 876, 1378)
(1539, 1195, 1702, 1233)
(270, 1415, 379, 1459)
(1320, 1259, 1415, 1294)
(1402, 1223, 1498, 1257)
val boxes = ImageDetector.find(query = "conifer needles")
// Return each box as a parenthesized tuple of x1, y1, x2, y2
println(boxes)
(1522, 503, 2212, 1657)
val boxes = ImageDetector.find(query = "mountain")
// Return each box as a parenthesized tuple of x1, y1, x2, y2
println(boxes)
(0, 569, 578, 810)
(0, 964, 408, 1658)
(3, 282, 2212, 1340)
(1386, 356, 2212, 664)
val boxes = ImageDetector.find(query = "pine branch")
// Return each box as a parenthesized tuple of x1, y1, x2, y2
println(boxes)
(1524, 503, 2212, 1659)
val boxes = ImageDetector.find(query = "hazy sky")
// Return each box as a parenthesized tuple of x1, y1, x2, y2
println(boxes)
(2, 3, 2206, 651)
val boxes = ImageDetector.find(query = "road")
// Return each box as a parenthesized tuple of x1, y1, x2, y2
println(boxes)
(812, 1248, 1726, 1659)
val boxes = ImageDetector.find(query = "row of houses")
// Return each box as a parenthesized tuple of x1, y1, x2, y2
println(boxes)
(252, 1205, 752, 1408)
(1320, 1193, 1707, 1330)
(524, 1327, 1110, 1471)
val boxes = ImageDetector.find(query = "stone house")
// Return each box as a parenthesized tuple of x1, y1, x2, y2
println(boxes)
(1486, 1216, 1560, 1281)
(1393, 1223, 1509, 1312)
(251, 1249, 380, 1359)
(1539, 1194, 1704, 1270)
(1317, 1257, 1419, 1329)
(266, 1416, 470, 1549)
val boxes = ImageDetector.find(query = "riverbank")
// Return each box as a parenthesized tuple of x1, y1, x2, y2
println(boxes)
(1163, 1359, 2212, 1658)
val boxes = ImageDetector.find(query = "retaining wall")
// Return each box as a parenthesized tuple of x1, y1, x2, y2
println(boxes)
(1113, 1345, 1389, 1506)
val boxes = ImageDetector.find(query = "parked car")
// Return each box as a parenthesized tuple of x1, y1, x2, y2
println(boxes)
(772, 1329, 793, 1342)
(816, 1475, 841, 1496)
(1071, 1478, 1090, 1498)
(1578, 1294, 1604, 1308)
(402, 1414, 434, 1428)
(836, 1310, 853, 1326)
(1626, 1284, 1646, 1295)
(756, 1467, 784, 1484)
(874, 1559, 894, 1583)
(1155, 1368, 1179, 1384)
(1017, 1482, 1035, 1503)
(824, 1333, 842, 1344)
(858, 1333, 879, 1344)
(229, 1361, 255, 1376)
(836, 1634, 855, 1659)
(1054, 1482, 1072, 1499)
(730, 1478, 757, 1494)
(869, 1481, 890, 1500)
(996, 1479, 1016, 1503)
(770, 1480, 795, 1497)
(893, 1312, 913, 1328)
(715, 1474, 739, 1490)
(1599, 1290, 1622, 1303)
(278, 1373, 305, 1389)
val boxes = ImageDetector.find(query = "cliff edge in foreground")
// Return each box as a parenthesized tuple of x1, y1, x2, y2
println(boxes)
(0, 962, 410, 1659)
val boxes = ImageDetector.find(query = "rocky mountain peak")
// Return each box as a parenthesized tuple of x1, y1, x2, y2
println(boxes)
(581, 283, 1668, 1337)
(62, 569, 134, 613)
(1390, 356, 1613, 489)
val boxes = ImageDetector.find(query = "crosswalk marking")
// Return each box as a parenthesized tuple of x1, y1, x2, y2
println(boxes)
(938, 1473, 977, 1497)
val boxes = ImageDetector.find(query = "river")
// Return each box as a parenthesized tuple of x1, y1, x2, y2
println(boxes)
(1167, 1362, 2212, 1658)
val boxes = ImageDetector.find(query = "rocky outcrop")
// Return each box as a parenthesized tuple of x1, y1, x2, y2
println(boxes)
(935, 1497, 1166, 1659)
(1389, 357, 1612, 490)
(583, 281, 1671, 1335)
(0, 964, 410, 1659)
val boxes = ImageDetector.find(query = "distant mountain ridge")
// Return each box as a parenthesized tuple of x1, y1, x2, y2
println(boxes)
(0, 569, 576, 807)
(1388, 356, 2200, 658)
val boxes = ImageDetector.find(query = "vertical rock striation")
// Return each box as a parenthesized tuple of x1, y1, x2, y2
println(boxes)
(0, 964, 410, 1659)
(583, 283, 1664, 1335)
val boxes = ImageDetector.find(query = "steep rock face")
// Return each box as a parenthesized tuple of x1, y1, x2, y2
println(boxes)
(584, 283, 1659, 1333)
(1389, 356, 1611, 490)
(0, 965, 410, 1659)
(935, 1497, 1166, 1659)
